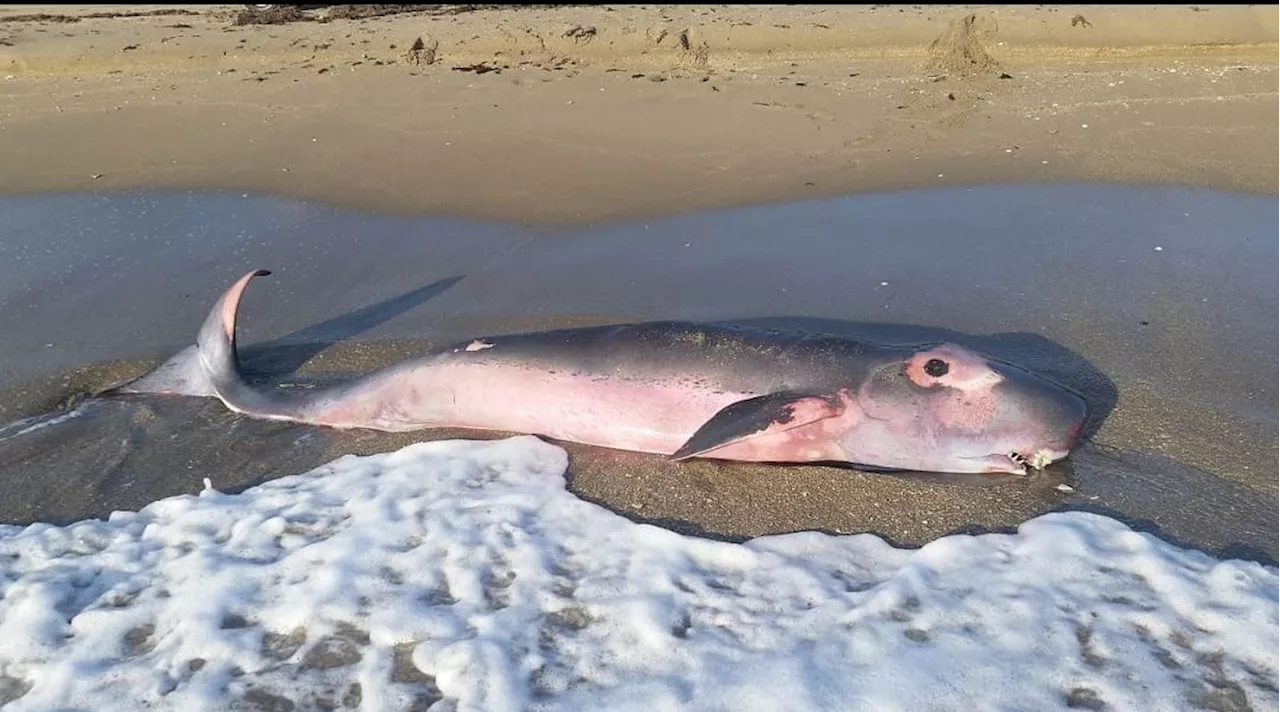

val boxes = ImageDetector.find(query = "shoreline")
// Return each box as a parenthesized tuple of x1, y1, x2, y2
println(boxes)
(0, 5, 1275, 564)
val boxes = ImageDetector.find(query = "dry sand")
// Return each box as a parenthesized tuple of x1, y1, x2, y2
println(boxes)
(0, 4, 1276, 224)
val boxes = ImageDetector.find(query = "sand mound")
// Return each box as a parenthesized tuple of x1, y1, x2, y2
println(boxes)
(926, 13, 1003, 79)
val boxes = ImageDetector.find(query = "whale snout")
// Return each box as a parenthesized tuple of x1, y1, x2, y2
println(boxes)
(992, 363, 1088, 468)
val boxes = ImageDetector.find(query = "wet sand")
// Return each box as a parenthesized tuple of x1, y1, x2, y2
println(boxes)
(0, 4, 1276, 223)
(0, 6, 1276, 563)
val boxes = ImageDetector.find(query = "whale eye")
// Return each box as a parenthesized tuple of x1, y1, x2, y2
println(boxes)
(924, 358, 949, 378)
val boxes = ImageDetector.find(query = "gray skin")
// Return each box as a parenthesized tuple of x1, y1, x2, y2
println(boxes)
(115, 270, 1088, 475)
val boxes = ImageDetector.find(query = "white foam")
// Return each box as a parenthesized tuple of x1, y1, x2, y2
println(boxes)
(0, 436, 1275, 711)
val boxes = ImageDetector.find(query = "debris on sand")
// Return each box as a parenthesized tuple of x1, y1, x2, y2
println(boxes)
(1, 9, 199, 23)
(403, 36, 439, 66)
(232, 5, 307, 26)
(0, 13, 82, 23)
(563, 25, 597, 43)
(230, 5, 597, 26)
(325, 5, 457, 21)
(89, 9, 199, 19)
(452, 62, 503, 75)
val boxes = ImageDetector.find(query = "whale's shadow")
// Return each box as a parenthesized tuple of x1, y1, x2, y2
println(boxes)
(233, 275, 464, 378)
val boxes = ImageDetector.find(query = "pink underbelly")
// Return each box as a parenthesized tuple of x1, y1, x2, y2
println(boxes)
(401, 361, 753, 455)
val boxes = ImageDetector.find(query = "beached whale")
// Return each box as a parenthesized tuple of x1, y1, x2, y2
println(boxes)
(115, 270, 1087, 474)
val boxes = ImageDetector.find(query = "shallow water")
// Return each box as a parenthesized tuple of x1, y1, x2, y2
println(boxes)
(0, 185, 1275, 562)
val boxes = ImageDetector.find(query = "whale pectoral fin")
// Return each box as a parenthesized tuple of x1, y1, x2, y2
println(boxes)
(669, 391, 845, 461)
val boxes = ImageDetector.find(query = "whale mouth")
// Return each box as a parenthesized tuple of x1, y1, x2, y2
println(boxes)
(962, 449, 1068, 475)
(1009, 449, 1068, 473)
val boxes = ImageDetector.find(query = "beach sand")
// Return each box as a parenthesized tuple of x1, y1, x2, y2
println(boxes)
(1, 4, 1275, 224)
